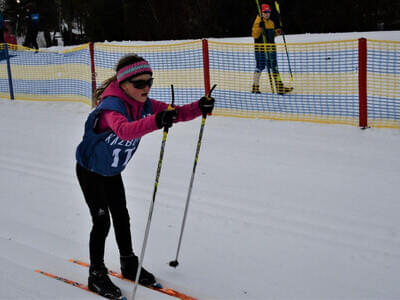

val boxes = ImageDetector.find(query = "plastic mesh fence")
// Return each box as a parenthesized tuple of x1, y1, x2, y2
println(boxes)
(209, 40, 359, 125)
(1, 39, 399, 128)
(0, 44, 92, 104)
(367, 40, 400, 128)
(94, 41, 205, 107)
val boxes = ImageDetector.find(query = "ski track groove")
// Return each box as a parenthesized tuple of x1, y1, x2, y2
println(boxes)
(147, 183, 400, 260)
(122, 172, 400, 261)
(3, 150, 399, 261)
(192, 200, 400, 260)
(0, 154, 75, 185)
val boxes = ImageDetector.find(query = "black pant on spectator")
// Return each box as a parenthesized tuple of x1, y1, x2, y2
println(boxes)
(23, 29, 38, 49)
(0, 29, 4, 43)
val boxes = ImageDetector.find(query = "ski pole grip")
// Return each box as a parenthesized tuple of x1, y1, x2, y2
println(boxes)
(163, 85, 177, 132)
(208, 84, 217, 97)
(170, 84, 176, 107)
(202, 84, 217, 117)
(275, 1, 280, 13)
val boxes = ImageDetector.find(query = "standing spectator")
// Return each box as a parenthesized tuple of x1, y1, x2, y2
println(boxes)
(0, 10, 5, 43)
(23, 5, 39, 50)
(251, 3, 292, 95)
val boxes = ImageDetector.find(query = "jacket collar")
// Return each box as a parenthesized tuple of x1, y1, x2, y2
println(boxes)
(100, 80, 145, 112)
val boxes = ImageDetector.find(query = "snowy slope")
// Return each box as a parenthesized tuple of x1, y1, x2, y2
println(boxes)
(1, 99, 400, 300)
(1, 31, 400, 300)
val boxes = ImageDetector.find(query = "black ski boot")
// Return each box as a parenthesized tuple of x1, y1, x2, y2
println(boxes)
(276, 81, 293, 95)
(88, 264, 123, 300)
(120, 254, 156, 286)
(252, 84, 261, 94)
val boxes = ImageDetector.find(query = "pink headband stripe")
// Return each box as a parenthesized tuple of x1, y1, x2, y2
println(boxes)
(116, 61, 153, 83)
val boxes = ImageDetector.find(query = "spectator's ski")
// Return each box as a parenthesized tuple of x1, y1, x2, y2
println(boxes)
(69, 259, 197, 300)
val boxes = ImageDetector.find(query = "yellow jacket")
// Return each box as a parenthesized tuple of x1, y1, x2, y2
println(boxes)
(252, 15, 280, 43)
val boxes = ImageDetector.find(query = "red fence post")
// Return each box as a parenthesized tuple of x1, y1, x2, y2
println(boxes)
(202, 39, 211, 95)
(89, 42, 97, 107)
(358, 38, 368, 128)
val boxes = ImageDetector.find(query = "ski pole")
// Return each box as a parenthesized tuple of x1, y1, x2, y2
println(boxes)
(132, 85, 176, 300)
(255, 0, 275, 93)
(275, 1, 293, 81)
(169, 84, 217, 268)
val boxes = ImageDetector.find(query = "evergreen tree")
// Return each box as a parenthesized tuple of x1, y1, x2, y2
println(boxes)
(2, 0, 400, 44)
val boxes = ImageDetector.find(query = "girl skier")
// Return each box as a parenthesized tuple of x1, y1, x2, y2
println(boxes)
(75, 53, 215, 299)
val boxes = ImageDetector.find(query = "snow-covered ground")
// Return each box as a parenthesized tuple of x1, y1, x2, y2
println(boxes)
(45, 30, 400, 50)
(1, 31, 400, 300)
(105, 30, 400, 45)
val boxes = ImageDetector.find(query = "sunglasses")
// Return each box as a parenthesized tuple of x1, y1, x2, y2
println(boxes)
(128, 78, 154, 89)
(263, 10, 271, 13)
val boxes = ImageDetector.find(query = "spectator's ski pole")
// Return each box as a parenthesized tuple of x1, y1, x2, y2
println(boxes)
(132, 85, 176, 300)
(255, 0, 275, 93)
(169, 84, 217, 268)
(275, 1, 293, 80)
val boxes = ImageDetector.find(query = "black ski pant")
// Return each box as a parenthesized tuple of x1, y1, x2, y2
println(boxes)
(0, 29, 4, 43)
(23, 29, 38, 49)
(76, 163, 133, 267)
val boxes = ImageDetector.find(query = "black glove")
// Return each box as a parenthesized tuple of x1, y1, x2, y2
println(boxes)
(259, 20, 265, 28)
(155, 109, 177, 129)
(198, 96, 215, 115)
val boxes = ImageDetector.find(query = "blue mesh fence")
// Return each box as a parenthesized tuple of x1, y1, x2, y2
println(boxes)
(0, 39, 399, 128)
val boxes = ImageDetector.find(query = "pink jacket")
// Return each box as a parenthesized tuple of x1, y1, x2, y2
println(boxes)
(96, 81, 202, 140)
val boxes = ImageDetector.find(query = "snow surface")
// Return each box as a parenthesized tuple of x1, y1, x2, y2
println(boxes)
(1, 31, 400, 300)
(44, 30, 400, 51)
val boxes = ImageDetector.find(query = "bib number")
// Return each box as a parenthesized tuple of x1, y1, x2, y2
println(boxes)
(111, 148, 135, 168)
